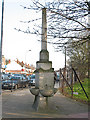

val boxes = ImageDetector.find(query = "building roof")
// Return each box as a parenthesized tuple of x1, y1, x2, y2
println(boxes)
(6, 61, 22, 70)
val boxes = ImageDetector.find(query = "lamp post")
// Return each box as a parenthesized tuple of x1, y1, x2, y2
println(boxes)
(0, 0, 4, 94)
(88, 1, 90, 79)
(25, 50, 31, 74)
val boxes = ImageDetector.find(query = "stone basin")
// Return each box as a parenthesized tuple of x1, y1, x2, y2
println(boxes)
(40, 88, 58, 97)
(29, 88, 39, 96)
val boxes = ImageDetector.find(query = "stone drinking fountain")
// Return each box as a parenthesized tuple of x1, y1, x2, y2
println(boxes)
(29, 8, 57, 110)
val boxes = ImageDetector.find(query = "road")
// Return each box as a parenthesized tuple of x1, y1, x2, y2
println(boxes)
(2, 85, 89, 118)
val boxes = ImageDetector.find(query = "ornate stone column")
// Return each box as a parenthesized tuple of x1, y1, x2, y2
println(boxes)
(30, 8, 57, 111)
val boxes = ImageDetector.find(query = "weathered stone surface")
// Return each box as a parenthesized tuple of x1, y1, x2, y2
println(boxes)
(30, 8, 57, 111)
(29, 88, 39, 96)
(36, 61, 52, 70)
(35, 72, 54, 90)
(41, 8, 47, 50)
(35, 8, 54, 93)
(40, 50, 49, 61)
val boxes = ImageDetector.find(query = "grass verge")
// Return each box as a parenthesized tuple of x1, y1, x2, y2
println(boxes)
(59, 78, 90, 104)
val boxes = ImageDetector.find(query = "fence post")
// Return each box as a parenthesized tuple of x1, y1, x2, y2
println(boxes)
(71, 68, 73, 98)
(59, 68, 61, 87)
(60, 69, 64, 93)
(72, 68, 89, 99)
(64, 67, 66, 86)
(66, 69, 68, 87)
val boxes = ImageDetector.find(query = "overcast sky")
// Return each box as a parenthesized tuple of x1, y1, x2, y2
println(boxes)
(1, 0, 65, 70)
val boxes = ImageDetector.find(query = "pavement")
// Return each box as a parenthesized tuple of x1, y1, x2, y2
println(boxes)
(2, 85, 89, 119)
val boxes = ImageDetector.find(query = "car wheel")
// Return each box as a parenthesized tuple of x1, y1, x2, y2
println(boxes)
(15, 85, 18, 90)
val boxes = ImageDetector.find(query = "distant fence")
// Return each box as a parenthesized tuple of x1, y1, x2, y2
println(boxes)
(57, 67, 89, 100)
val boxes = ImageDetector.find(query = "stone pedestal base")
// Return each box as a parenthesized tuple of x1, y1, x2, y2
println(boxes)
(32, 95, 48, 111)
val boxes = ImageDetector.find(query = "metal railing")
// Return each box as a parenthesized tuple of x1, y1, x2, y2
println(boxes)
(59, 67, 89, 99)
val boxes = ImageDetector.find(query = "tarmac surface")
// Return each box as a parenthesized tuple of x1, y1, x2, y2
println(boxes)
(2, 85, 89, 119)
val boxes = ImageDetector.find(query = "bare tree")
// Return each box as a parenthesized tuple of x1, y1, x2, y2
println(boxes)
(15, 0, 90, 50)
(15, 0, 90, 78)
(66, 38, 88, 79)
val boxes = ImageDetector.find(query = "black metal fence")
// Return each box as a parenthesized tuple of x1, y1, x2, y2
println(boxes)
(57, 67, 89, 100)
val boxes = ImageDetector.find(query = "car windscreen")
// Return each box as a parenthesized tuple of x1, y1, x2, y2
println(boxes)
(31, 75, 35, 79)
(3, 80, 11, 83)
(10, 76, 21, 80)
(13, 74, 21, 76)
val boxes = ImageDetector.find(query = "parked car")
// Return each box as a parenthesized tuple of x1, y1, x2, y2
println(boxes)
(2, 76, 28, 90)
(28, 74, 35, 86)
(2, 74, 9, 80)
(2, 80, 19, 89)
(56, 74, 60, 82)
(27, 75, 30, 81)
(13, 74, 28, 80)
